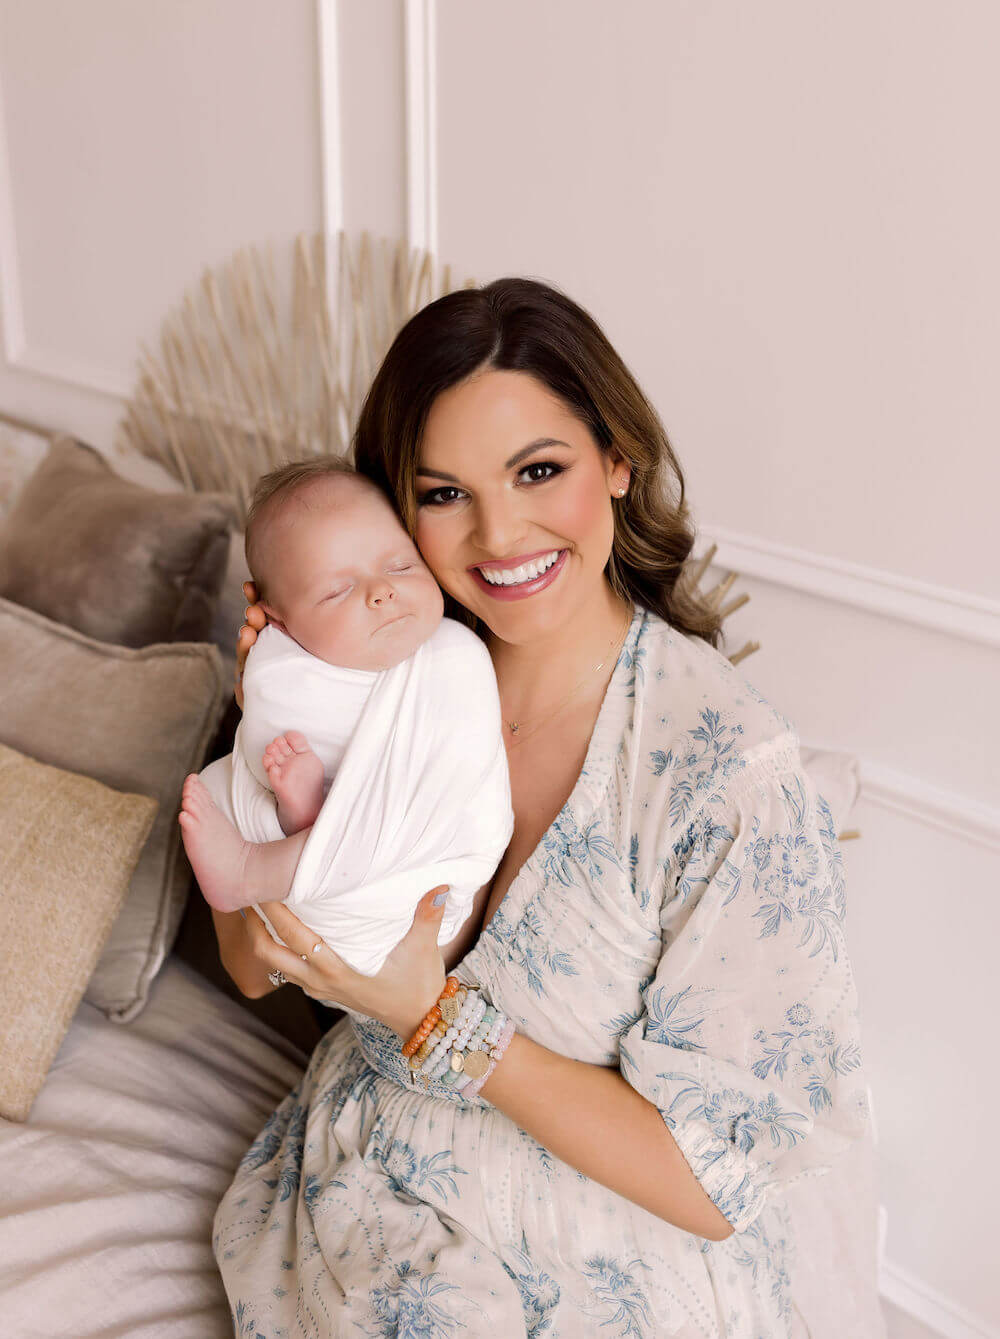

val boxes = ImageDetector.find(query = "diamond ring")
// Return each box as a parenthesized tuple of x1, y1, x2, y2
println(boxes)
(267, 969, 288, 986)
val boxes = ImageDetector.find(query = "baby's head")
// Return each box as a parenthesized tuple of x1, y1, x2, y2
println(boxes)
(245, 458, 444, 671)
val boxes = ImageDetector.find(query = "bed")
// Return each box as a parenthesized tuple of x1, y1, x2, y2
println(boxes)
(0, 957, 307, 1338)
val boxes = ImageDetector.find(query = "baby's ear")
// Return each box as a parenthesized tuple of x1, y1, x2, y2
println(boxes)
(260, 602, 287, 633)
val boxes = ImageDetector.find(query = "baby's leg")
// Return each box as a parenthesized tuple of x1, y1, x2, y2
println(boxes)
(178, 774, 310, 913)
(263, 730, 326, 835)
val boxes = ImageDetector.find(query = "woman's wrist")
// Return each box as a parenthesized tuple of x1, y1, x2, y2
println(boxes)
(387, 984, 445, 1044)
(400, 980, 515, 1096)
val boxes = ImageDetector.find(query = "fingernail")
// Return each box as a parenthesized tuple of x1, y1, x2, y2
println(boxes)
(432, 891, 449, 907)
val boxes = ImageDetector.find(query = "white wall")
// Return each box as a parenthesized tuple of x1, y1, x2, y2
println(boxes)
(0, 0, 324, 441)
(0, 3, 996, 1335)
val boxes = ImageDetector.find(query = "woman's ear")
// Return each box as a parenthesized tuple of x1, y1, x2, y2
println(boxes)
(606, 451, 631, 498)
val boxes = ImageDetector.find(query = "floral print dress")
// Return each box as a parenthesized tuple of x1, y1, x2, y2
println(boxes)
(212, 607, 875, 1338)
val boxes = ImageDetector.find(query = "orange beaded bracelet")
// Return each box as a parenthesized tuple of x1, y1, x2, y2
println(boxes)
(401, 976, 461, 1057)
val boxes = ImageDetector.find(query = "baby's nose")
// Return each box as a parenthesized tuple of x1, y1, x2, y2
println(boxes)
(368, 582, 396, 607)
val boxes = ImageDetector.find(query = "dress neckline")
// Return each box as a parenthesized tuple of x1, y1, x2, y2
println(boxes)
(461, 605, 649, 964)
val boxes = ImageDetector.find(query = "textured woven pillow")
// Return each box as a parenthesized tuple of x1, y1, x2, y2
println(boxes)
(0, 742, 158, 1121)
(0, 597, 226, 1022)
(0, 433, 237, 647)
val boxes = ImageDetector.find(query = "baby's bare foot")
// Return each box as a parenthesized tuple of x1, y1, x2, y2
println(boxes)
(178, 774, 302, 913)
(263, 730, 325, 833)
(178, 775, 258, 912)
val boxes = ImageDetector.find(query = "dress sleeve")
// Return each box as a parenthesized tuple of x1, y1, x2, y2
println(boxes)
(617, 754, 871, 1235)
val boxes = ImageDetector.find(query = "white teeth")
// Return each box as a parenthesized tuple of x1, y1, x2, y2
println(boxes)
(479, 550, 560, 586)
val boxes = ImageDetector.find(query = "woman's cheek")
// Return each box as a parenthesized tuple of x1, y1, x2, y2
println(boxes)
(414, 516, 454, 590)
(543, 471, 613, 556)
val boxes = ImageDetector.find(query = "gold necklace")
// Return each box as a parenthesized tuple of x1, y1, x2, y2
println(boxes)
(503, 603, 633, 748)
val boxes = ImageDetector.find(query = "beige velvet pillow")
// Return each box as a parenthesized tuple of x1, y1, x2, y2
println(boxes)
(0, 597, 227, 1022)
(0, 433, 237, 647)
(0, 743, 158, 1121)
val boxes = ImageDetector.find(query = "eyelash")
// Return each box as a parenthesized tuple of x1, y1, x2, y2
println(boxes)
(417, 461, 566, 508)
(325, 563, 414, 599)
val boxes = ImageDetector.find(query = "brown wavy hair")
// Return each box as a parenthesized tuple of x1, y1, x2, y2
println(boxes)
(352, 277, 722, 647)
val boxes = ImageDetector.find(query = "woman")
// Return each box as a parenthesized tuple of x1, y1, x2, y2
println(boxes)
(210, 278, 881, 1337)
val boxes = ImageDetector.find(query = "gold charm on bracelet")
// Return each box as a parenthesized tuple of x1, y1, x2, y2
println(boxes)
(450, 1051, 464, 1072)
(440, 995, 461, 1024)
(462, 1049, 491, 1079)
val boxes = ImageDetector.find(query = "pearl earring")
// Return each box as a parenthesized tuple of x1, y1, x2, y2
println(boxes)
(617, 486, 626, 497)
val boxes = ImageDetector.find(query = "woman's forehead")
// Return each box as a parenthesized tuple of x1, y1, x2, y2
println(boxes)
(418, 369, 591, 473)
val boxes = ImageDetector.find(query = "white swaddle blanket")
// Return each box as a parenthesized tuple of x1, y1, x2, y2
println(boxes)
(199, 619, 513, 975)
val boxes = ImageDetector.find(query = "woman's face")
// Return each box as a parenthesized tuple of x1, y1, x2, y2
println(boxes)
(414, 368, 628, 645)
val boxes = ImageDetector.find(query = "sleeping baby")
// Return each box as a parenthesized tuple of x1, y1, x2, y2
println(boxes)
(177, 457, 513, 975)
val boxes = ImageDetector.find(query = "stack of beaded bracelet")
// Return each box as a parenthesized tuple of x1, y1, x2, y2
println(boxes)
(401, 976, 516, 1096)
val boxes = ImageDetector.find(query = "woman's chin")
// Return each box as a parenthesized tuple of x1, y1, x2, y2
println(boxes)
(468, 595, 579, 647)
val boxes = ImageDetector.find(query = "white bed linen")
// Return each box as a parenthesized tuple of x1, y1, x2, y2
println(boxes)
(0, 956, 306, 1339)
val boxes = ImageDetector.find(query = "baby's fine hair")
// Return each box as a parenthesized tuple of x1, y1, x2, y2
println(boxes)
(244, 454, 363, 602)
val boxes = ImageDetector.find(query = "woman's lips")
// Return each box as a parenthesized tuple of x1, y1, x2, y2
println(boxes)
(468, 548, 568, 601)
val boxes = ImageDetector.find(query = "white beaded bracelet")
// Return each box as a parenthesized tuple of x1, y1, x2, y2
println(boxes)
(410, 984, 512, 1092)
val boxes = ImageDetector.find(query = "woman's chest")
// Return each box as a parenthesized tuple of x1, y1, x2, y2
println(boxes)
(440, 726, 590, 973)
(479, 724, 592, 930)
(461, 748, 669, 1065)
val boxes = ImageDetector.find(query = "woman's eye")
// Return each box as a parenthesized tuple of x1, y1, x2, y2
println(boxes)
(418, 486, 465, 507)
(519, 461, 564, 484)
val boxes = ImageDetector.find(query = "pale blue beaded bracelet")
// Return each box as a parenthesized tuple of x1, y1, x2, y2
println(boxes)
(409, 984, 512, 1093)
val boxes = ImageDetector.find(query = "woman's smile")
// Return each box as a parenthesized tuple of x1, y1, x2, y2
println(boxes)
(468, 547, 569, 600)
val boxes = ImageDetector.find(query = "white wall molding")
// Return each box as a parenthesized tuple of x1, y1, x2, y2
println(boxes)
(0, 65, 128, 400)
(859, 759, 1000, 854)
(697, 524, 1000, 650)
(0, 2, 344, 408)
(0, 66, 25, 365)
(404, 0, 438, 256)
(881, 1257, 998, 1339)
(5, 347, 131, 400)
(316, 0, 343, 240)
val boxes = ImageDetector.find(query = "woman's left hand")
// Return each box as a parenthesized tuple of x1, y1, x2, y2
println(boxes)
(251, 886, 450, 1041)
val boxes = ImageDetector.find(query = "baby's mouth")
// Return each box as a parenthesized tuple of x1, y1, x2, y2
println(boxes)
(374, 612, 412, 632)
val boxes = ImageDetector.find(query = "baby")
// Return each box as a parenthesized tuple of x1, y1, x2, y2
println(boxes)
(178, 457, 513, 975)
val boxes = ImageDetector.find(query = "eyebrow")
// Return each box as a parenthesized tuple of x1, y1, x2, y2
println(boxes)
(416, 437, 572, 482)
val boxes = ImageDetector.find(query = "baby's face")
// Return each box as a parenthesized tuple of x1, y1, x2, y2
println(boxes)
(260, 480, 444, 671)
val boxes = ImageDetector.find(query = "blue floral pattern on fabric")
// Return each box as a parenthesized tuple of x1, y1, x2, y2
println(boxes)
(212, 607, 873, 1337)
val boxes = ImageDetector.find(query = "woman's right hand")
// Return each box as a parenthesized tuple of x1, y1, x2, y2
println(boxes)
(235, 580, 267, 711)
(208, 904, 275, 999)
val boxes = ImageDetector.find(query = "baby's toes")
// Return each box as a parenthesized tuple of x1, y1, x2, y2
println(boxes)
(263, 747, 285, 774)
(284, 730, 311, 754)
(263, 734, 294, 765)
(184, 776, 212, 814)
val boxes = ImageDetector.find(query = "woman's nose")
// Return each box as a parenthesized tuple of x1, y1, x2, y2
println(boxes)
(366, 581, 396, 609)
(471, 493, 524, 557)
